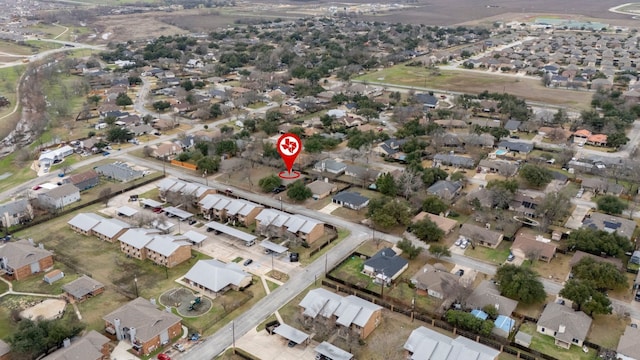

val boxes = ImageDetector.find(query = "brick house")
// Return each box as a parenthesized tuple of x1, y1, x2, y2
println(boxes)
(41, 330, 110, 360)
(299, 288, 382, 339)
(0, 240, 54, 280)
(104, 297, 182, 355)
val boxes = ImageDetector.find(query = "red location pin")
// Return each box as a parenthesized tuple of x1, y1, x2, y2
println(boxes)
(277, 133, 302, 179)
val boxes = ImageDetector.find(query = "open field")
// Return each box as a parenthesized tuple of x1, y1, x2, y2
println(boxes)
(356, 66, 592, 108)
(0, 40, 36, 56)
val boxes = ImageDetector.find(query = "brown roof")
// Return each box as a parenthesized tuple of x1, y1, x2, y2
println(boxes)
(459, 223, 503, 246)
(569, 250, 624, 271)
(68, 170, 98, 185)
(412, 212, 457, 234)
(512, 232, 557, 260)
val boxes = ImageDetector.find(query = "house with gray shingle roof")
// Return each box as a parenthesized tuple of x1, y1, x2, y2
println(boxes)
(0, 199, 33, 228)
(183, 259, 252, 295)
(426, 180, 463, 200)
(41, 330, 110, 360)
(0, 239, 54, 280)
(363, 248, 408, 284)
(103, 297, 182, 355)
(38, 184, 80, 210)
(313, 159, 347, 175)
(617, 326, 640, 360)
(299, 288, 382, 339)
(95, 162, 143, 182)
(62, 275, 105, 303)
(536, 303, 592, 349)
(332, 192, 370, 210)
(433, 154, 476, 169)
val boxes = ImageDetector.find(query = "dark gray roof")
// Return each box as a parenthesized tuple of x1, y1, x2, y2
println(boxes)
(427, 180, 462, 197)
(95, 162, 143, 182)
(414, 93, 439, 106)
(504, 119, 522, 131)
(433, 154, 476, 168)
(497, 140, 533, 153)
(364, 247, 408, 277)
(0, 199, 30, 217)
(332, 192, 370, 207)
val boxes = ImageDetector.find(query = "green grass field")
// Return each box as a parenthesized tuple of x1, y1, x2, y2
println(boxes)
(356, 65, 592, 108)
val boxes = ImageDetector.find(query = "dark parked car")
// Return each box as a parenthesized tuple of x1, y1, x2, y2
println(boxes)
(272, 185, 286, 194)
(188, 219, 197, 225)
(243, 259, 253, 266)
(455, 269, 464, 276)
(288, 340, 296, 348)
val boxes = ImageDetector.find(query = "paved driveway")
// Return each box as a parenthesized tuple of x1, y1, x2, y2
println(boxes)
(235, 328, 317, 360)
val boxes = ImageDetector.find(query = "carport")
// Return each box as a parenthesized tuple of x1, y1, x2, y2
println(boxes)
(163, 206, 193, 221)
(183, 230, 207, 246)
(204, 222, 257, 245)
(141, 198, 163, 209)
(116, 205, 138, 217)
(273, 323, 309, 346)
(260, 239, 288, 254)
(315, 342, 353, 360)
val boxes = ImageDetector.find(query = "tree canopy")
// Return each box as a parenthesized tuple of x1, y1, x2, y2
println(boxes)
(287, 180, 312, 201)
(519, 164, 552, 188)
(422, 196, 448, 215)
(9, 317, 84, 359)
(258, 174, 282, 193)
(596, 195, 627, 215)
(375, 173, 398, 196)
(428, 243, 451, 258)
(367, 197, 412, 229)
(115, 92, 133, 107)
(559, 280, 612, 316)
(571, 257, 627, 290)
(566, 228, 633, 257)
(494, 264, 546, 304)
(397, 238, 423, 260)
(411, 218, 445, 243)
(445, 310, 494, 336)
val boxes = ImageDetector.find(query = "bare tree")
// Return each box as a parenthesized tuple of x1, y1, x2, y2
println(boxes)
(132, 212, 155, 228)
(100, 187, 113, 206)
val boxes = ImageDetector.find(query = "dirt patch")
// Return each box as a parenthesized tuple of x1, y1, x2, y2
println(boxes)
(20, 299, 66, 320)
(92, 12, 189, 43)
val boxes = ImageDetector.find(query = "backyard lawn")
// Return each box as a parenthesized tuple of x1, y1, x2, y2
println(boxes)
(586, 314, 629, 349)
(519, 322, 597, 360)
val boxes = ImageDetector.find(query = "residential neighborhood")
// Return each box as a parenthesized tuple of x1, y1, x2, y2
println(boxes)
(2, 1, 640, 360)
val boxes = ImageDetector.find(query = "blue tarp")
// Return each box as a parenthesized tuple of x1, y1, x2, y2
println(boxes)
(471, 309, 488, 320)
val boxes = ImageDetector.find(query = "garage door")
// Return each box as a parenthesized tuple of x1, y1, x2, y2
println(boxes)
(160, 329, 169, 345)
(30, 262, 40, 274)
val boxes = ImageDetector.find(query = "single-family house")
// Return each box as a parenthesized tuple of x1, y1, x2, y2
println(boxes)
(299, 288, 382, 339)
(403, 326, 500, 360)
(504, 119, 522, 134)
(0, 240, 54, 280)
(332, 192, 370, 211)
(307, 180, 337, 200)
(580, 177, 624, 195)
(68, 213, 105, 235)
(152, 142, 182, 160)
(573, 129, 591, 145)
(459, 223, 504, 248)
(373, 138, 407, 158)
(509, 193, 542, 218)
(497, 140, 533, 154)
(433, 154, 476, 169)
(104, 297, 182, 355)
(94, 163, 143, 182)
(411, 263, 461, 300)
(41, 330, 111, 360)
(412, 212, 457, 234)
(617, 326, 640, 360)
(587, 133, 608, 147)
(313, 159, 347, 175)
(414, 93, 439, 108)
(38, 184, 80, 210)
(478, 159, 518, 177)
(183, 259, 252, 295)
(426, 180, 463, 200)
(38, 146, 74, 168)
(466, 280, 518, 317)
(65, 170, 99, 191)
(582, 212, 637, 240)
(362, 248, 408, 284)
(0, 199, 33, 228)
(512, 232, 557, 262)
(63, 275, 105, 303)
(255, 209, 325, 244)
(536, 303, 592, 349)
